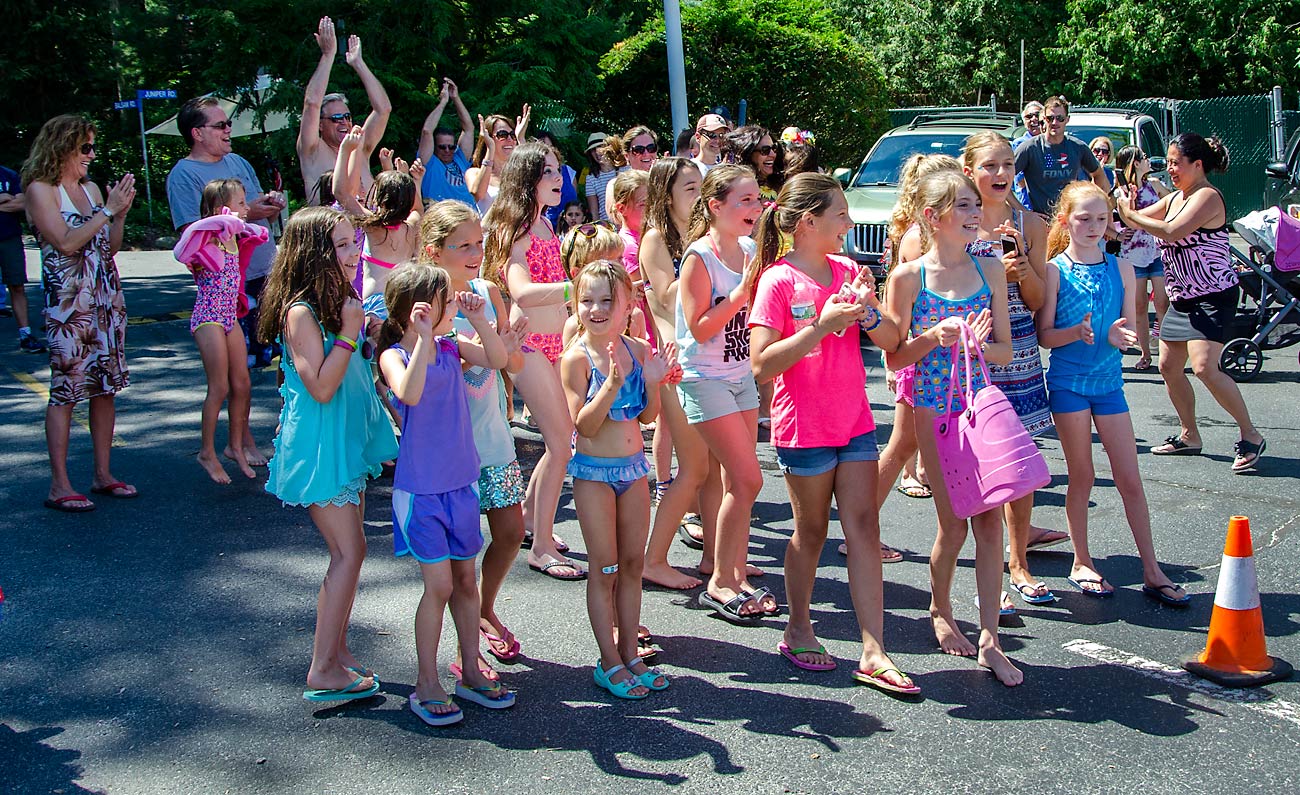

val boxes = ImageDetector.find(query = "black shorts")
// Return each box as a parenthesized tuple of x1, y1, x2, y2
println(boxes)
(0, 235, 26, 286)
(1162, 285, 1238, 344)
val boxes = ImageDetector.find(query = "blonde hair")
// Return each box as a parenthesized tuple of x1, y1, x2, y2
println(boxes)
(888, 154, 962, 268)
(961, 131, 1014, 171)
(610, 169, 648, 228)
(572, 259, 635, 337)
(915, 170, 980, 251)
(418, 200, 480, 262)
(561, 223, 623, 283)
(1046, 181, 1111, 259)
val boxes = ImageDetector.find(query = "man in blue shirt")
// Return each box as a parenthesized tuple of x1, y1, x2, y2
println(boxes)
(0, 163, 44, 351)
(416, 78, 476, 209)
(1010, 101, 1043, 211)
(1014, 96, 1109, 218)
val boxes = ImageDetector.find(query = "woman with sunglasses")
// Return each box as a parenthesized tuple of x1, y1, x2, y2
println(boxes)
(24, 115, 137, 512)
(1088, 137, 1116, 189)
(1114, 145, 1170, 370)
(603, 126, 660, 219)
(468, 106, 530, 217)
(727, 125, 785, 204)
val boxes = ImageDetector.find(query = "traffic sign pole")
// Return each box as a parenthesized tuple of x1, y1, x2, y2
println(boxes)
(136, 91, 154, 224)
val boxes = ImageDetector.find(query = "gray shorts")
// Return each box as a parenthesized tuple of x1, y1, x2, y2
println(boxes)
(0, 236, 25, 286)
(677, 374, 760, 424)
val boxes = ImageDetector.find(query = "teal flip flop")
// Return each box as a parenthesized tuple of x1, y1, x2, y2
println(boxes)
(302, 674, 379, 702)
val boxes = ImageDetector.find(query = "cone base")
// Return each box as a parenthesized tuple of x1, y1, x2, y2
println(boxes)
(1182, 656, 1293, 688)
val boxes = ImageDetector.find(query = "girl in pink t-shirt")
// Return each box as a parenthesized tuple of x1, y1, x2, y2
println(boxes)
(746, 173, 917, 696)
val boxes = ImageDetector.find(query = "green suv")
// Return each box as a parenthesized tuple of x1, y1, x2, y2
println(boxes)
(835, 112, 1024, 274)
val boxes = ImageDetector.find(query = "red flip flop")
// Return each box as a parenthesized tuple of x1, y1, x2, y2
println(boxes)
(89, 481, 138, 499)
(44, 494, 95, 513)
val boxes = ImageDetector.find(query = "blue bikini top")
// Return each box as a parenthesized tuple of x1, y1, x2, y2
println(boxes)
(583, 337, 648, 422)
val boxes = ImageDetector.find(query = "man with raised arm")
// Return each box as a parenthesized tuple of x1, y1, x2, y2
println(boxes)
(415, 78, 476, 208)
(297, 16, 392, 205)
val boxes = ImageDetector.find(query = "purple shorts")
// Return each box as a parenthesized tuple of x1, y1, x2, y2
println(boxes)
(392, 484, 482, 564)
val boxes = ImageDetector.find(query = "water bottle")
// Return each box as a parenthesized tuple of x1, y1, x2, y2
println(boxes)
(790, 281, 820, 358)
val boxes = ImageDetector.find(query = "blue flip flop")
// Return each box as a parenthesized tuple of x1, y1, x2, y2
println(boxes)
(1009, 580, 1058, 605)
(302, 674, 379, 702)
(408, 692, 463, 727)
(454, 681, 516, 710)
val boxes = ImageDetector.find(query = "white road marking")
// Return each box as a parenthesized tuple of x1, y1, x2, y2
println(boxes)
(1063, 639, 1300, 728)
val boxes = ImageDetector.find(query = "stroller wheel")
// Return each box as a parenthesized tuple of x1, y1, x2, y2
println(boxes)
(1220, 338, 1263, 382)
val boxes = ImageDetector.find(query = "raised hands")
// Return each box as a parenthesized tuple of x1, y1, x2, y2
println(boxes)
(456, 290, 487, 320)
(342, 125, 365, 152)
(315, 16, 337, 57)
(1107, 316, 1137, 350)
(378, 147, 394, 172)
(602, 341, 625, 390)
(477, 114, 492, 148)
(514, 103, 532, 140)
(344, 34, 364, 68)
(105, 173, 137, 216)
(342, 296, 365, 341)
(644, 341, 679, 385)
(409, 301, 434, 341)
(409, 158, 425, 183)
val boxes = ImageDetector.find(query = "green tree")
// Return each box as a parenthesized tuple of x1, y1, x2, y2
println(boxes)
(591, 0, 889, 167)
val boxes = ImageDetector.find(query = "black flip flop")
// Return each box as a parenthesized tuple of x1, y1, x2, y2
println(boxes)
(1231, 438, 1266, 473)
(698, 591, 764, 625)
(677, 522, 705, 550)
(1142, 583, 1191, 607)
(1151, 436, 1202, 456)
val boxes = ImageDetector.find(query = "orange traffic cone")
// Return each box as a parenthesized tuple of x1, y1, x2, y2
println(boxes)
(1183, 516, 1292, 687)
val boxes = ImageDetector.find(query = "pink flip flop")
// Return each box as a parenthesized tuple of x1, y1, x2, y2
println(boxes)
(778, 641, 837, 671)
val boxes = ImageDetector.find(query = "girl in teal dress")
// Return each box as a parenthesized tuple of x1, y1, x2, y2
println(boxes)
(258, 206, 400, 702)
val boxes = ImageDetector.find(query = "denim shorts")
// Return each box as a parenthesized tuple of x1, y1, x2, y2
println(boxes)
(1048, 386, 1129, 416)
(677, 375, 759, 424)
(775, 430, 880, 477)
(1132, 260, 1164, 279)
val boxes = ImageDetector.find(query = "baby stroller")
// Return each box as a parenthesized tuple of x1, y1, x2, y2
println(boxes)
(1221, 206, 1300, 381)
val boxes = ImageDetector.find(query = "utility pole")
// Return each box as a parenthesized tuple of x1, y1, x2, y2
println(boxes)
(664, 1, 689, 145)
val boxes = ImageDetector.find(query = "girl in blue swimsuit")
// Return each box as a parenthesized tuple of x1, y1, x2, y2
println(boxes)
(560, 260, 678, 700)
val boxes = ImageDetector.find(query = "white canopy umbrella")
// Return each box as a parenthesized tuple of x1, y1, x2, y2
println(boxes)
(146, 74, 292, 137)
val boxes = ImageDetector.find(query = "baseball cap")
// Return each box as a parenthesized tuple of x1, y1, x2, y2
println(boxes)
(696, 114, 729, 133)
(586, 132, 607, 152)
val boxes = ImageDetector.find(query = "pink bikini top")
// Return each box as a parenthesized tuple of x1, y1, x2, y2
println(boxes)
(524, 219, 565, 284)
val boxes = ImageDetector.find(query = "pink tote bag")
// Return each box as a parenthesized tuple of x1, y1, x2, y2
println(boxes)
(932, 322, 1051, 519)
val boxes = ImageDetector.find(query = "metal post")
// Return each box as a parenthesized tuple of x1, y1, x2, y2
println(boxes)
(136, 90, 154, 224)
(738, 99, 747, 127)
(1270, 85, 1285, 161)
(990, 94, 997, 114)
(664, 0, 689, 146)
(1019, 40, 1024, 112)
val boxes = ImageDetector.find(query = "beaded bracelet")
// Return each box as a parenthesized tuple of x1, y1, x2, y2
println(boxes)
(563, 281, 572, 303)
(860, 306, 883, 333)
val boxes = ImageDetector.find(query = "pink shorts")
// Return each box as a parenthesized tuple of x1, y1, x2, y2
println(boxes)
(894, 364, 915, 407)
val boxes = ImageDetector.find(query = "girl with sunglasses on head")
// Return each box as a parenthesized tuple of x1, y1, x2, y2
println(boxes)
(638, 158, 717, 590)
(468, 106, 530, 216)
(484, 141, 586, 581)
(604, 126, 660, 219)
(1113, 145, 1170, 370)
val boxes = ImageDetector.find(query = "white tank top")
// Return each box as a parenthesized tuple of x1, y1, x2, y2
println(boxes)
(675, 235, 755, 381)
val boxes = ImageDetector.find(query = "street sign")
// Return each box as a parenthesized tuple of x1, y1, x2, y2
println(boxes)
(114, 100, 138, 111)
(137, 89, 178, 100)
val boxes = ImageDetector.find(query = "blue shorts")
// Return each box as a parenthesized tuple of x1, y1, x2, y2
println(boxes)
(677, 375, 760, 424)
(1048, 386, 1129, 416)
(1132, 261, 1164, 279)
(567, 451, 651, 497)
(392, 485, 483, 564)
(775, 430, 880, 477)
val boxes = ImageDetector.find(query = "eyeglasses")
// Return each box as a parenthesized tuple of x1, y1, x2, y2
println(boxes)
(1093, 147, 1111, 156)
(79, 143, 96, 155)
(322, 112, 352, 123)
(1044, 114, 1067, 123)
(204, 120, 234, 131)
(755, 145, 777, 156)
(1023, 114, 1041, 122)
(435, 144, 457, 152)
(697, 129, 725, 141)
(629, 143, 658, 155)
(562, 220, 616, 261)
(493, 130, 518, 141)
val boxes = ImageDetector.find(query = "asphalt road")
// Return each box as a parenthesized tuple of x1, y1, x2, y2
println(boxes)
(1, 247, 1298, 795)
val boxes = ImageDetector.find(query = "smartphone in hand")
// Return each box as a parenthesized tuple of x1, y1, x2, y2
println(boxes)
(1000, 236, 1019, 257)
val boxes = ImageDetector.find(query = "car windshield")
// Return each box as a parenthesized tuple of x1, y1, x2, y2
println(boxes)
(1065, 125, 1129, 153)
(853, 134, 974, 186)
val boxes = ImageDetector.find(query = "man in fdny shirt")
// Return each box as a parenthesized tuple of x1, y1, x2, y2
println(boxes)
(1014, 96, 1109, 218)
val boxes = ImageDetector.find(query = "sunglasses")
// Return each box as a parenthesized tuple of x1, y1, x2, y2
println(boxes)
(629, 143, 658, 155)
(1023, 114, 1041, 121)
(1044, 114, 1067, 123)
(204, 120, 234, 131)
(323, 112, 352, 123)
(755, 145, 777, 156)
(79, 142, 95, 155)
(493, 130, 518, 141)
(697, 129, 726, 141)
(1093, 147, 1111, 156)
(435, 144, 457, 152)
(562, 220, 616, 261)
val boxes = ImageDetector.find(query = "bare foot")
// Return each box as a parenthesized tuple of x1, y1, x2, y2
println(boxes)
(643, 562, 703, 590)
(931, 610, 976, 656)
(978, 641, 1024, 687)
(243, 445, 268, 467)
(223, 446, 258, 478)
(198, 451, 232, 484)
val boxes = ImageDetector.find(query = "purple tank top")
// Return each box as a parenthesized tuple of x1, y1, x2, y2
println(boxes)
(392, 338, 480, 494)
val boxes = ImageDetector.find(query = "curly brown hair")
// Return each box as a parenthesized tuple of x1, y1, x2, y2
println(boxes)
(22, 114, 96, 186)
(258, 206, 357, 343)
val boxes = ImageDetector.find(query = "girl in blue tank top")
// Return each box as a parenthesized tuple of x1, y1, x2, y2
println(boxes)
(1038, 182, 1189, 607)
(882, 171, 1024, 687)
(257, 207, 399, 704)
(377, 264, 516, 726)
(560, 260, 677, 701)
